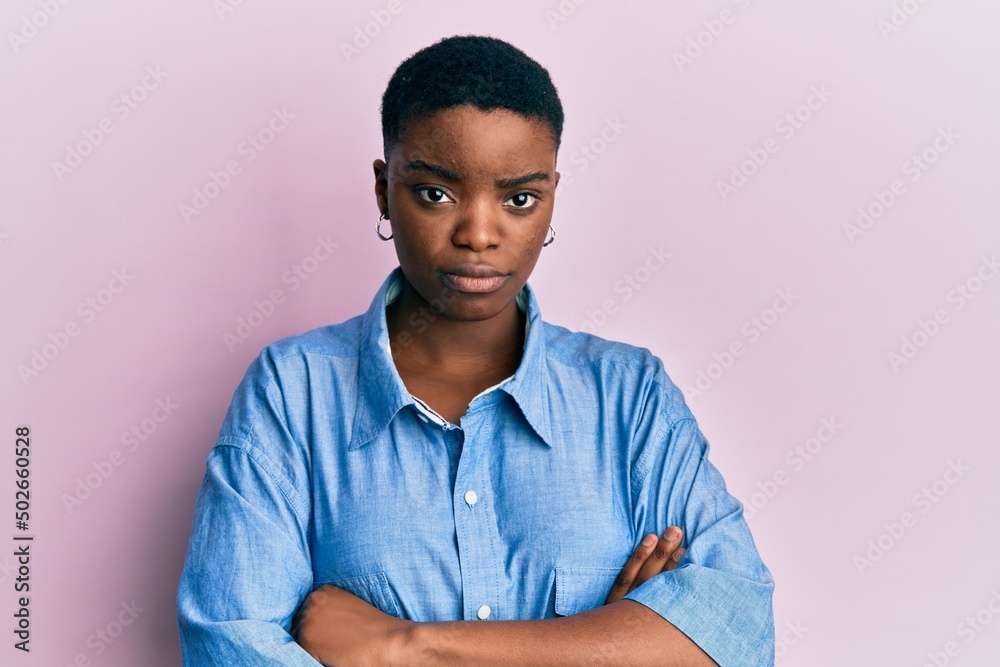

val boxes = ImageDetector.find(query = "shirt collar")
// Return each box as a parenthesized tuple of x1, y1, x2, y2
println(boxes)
(349, 265, 552, 450)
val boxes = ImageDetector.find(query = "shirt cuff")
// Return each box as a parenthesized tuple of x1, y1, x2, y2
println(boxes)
(622, 564, 775, 667)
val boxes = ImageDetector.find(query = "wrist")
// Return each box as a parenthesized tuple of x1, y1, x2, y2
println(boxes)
(388, 619, 423, 667)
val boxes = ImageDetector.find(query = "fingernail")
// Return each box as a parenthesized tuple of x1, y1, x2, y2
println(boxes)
(672, 549, 684, 562)
(642, 534, 657, 547)
(666, 527, 680, 541)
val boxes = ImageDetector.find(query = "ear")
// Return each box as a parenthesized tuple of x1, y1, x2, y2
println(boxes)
(373, 158, 389, 216)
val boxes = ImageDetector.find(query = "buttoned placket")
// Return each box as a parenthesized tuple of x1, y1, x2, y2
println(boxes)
(406, 389, 504, 620)
(449, 393, 505, 622)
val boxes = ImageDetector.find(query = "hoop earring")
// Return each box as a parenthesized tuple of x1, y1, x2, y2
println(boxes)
(542, 224, 555, 247)
(376, 213, 392, 241)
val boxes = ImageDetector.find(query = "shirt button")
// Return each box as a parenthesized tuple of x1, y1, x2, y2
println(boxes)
(477, 605, 491, 620)
(464, 490, 478, 506)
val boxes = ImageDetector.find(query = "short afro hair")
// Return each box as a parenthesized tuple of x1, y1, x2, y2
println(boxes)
(379, 35, 564, 162)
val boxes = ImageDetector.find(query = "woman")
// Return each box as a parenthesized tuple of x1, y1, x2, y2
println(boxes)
(177, 35, 774, 666)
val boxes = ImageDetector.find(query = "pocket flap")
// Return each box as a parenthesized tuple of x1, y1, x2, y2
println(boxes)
(320, 570, 400, 618)
(554, 566, 622, 617)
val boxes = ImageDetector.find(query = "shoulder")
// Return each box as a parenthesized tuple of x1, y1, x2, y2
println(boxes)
(540, 320, 693, 426)
(542, 319, 657, 369)
(261, 313, 366, 365)
(217, 313, 365, 442)
(231, 312, 365, 386)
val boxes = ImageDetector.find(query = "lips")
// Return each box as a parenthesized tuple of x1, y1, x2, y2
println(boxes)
(443, 263, 505, 278)
(441, 264, 510, 294)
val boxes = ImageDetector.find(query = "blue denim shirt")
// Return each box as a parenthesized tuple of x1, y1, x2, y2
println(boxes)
(176, 265, 775, 666)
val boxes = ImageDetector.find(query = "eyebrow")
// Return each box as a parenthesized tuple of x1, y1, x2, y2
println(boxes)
(403, 160, 550, 189)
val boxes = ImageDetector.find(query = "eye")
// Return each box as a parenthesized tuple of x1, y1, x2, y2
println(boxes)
(505, 192, 540, 210)
(415, 187, 453, 204)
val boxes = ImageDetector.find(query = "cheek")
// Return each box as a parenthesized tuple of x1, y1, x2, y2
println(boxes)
(528, 222, 550, 247)
(516, 235, 546, 268)
(392, 234, 445, 277)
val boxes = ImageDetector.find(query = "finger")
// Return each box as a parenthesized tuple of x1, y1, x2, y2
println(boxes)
(633, 527, 683, 588)
(604, 533, 659, 604)
(291, 588, 321, 638)
(665, 547, 686, 571)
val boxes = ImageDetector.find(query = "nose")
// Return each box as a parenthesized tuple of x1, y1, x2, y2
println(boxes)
(451, 197, 500, 251)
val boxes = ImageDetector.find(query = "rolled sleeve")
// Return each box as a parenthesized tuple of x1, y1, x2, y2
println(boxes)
(624, 416, 775, 667)
(177, 348, 319, 665)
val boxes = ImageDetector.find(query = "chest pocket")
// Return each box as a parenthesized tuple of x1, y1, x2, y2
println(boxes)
(317, 570, 400, 618)
(553, 566, 622, 617)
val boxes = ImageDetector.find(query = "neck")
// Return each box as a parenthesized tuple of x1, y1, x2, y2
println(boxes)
(386, 278, 526, 374)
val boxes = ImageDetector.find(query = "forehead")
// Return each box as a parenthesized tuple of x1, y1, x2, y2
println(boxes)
(393, 105, 556, 178)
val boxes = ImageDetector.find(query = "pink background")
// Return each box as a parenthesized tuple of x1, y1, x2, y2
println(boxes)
(3, 1, 999, 664)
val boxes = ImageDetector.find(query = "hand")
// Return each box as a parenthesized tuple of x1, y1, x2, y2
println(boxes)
(604, 526, 686, 605)
(293, 584, 412, 667)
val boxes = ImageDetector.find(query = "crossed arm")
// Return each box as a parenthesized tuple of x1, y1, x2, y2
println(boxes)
(294, 527, 720, 667)
(178, 390, 774, 664)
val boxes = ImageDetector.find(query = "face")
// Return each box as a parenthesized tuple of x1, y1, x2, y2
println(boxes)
(373, 105, 559, 322)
